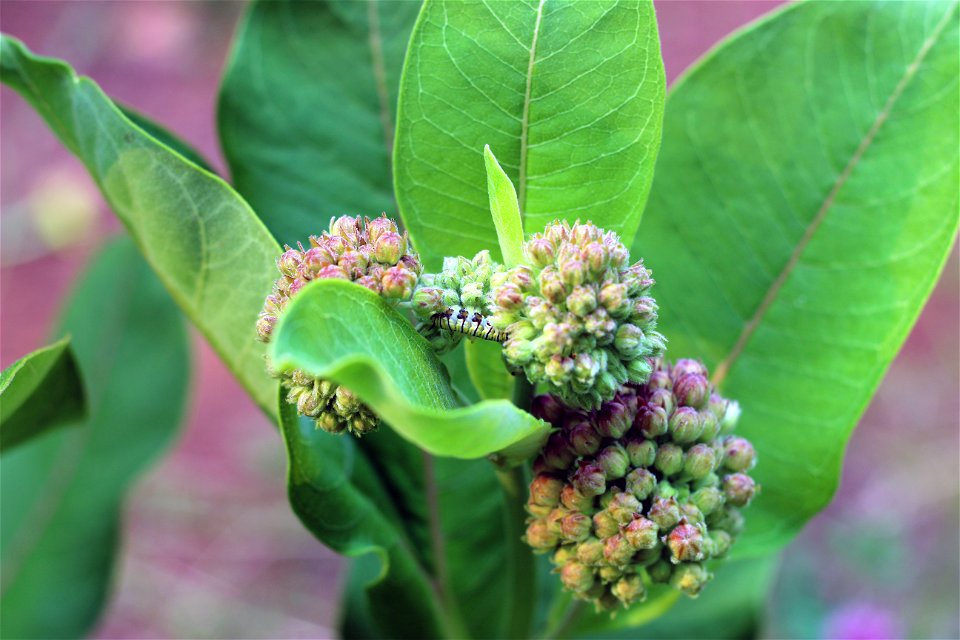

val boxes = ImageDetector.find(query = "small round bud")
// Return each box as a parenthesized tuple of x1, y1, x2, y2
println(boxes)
(596, 401, 631, 439)
(648, 559, 673, 584)
(603, 534, 635, 566)
(572, 462, 606, 497)
(614, 324, 644, 358)
(670, 563, 711, 597)
(671, 359, 708, 379)
(680, 503, 705, 525)
(698, 411, 720, 442)
(255, 314, 276, 342)
(576, 538, 605, 565)
(364, 214, 397, 244)
(566, 286, 597, 317)
(560, 484, 594, 513)
(625, 468, 657, 500)
(381, 265, 417, 299)
(316, 264, 349, 281)
(691, 487, 725, 516)
(412, 287, 444, 313)
(636, 405, 668, 437)
(373, 231, 404, 264)
(722, 436, 756, 472)
(530, 474, 564, 507)
(723, 473, 758, 507)
(647, 388, 675, 416)
(560, 513, 593, 542)
(669, 406, 704, 443)
(296, 390, 322, 417)
(559, 562, 595, 594)
(683, 444, 717, 480)
(568, 421, 602, 457)
(647, 496, 681, 530)
(277, 249, 304, 278)
(329, 215, 360, 240)
(623, 517, 659, 550)
(530, 394, 565, 425)
(541, 432, 576, 470)
(674, 373, 709, 409)
(666, 522, 706, 564)
(611, 574, 645, 606)
(720, 400, 741, 433)
(607, 492, 642, 525)
(708, 507, 745, 535)
(596, 444, 630, 480)
(655, 443, 684, 477)
(592, 510, 620, 539)
(526, 238, 555, 267)
(626, 439, 657, 468)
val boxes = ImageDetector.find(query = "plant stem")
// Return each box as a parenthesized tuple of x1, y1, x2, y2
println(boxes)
(539, 600, 583, 640)
(496, 374, 536, 638)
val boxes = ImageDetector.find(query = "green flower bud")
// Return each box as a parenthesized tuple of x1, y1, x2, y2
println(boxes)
(680, 503, 705, 525)
(637, 405, 668, 437)
(625, 468, 657, 500)
(698, 410, 720, 442)
(683, 444, 717, 480)
(648, 559, 673, 584)
(559, 562, 595, 594)
(598, 565, 624, 585)
(597, 444, 630, 480)
(614, 324, 644, 358)
(623, 517, 659, 550)
(722, 437, 756, 472)
(526, 237, 556, 267)
(364, 214, 397, 244)
(560, 484, 595, 513)
(670, 563, 711, 597)
(561, 513, 593, 542)
(647, 497, 681, 530)
(412, 286, 444, 314)
(607, 492, 642, 525)
(576, 537, 606, 565)
(707, 507, 745, 535)
(708, 530, 732, 558)
(572, 462, 606, 497)
(612, 574, 645, 606)
(666, 521, 706, 564)
(691, 487, 725, 516)
(553, 546, 577, 566)
(669, 407, 704, 443)
(566, 286, 598, 317)
(720, 400, 741, 434)
(530, 474, 564, 507)
(626, 439, 657, 468)
(655, 443, 684, 477)
(592, 510, 620, 539)
(603, 534, 635, 566)
(647, 388, 675, 416)
(723, 473, 758, 507)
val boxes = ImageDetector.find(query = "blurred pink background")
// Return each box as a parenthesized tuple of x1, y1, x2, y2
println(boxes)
(1, 2, 957, 638)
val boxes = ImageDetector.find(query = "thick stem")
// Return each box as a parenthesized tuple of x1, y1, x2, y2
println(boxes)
(496, 464, 536, 639)
(539, 600, 583, 640)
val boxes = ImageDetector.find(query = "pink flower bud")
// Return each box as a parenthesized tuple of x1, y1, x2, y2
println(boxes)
(623, 516, 659, 550)
(674, 373, 710, 409)
(722, 437, 756, 472)
(572, 461, 606, 497)
(277, 249, 303, 278)
(365, 214, 397, 244)
(381, 266, 417, 299)
(374, 231, 404, 264)
(723, 473, 757, 507)
(526, 237, 555, 267)
(530, 473, 564, 507)
(666, 521, 706, 563)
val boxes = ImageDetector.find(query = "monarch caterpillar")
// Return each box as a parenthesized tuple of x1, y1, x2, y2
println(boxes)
(430, 306, 508, 343)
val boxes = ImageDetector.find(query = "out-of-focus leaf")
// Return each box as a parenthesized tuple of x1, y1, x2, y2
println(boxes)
(219, 0, 420, 243)
(465, 339, 515, 401)
(484, 145, 526, 267)
(0, 237, 188, 639)
(0, 338, 85, 453)
(269, 279, 549, 461)
(0, 35, 279, 415)
(395, 0, 665, 268)
(637, 0, 960, 556)
(279, 396, 447, 639)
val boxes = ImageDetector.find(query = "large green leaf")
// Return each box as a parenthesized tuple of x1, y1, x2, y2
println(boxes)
(279, 396, 447, 639)
(395, 0, 665, 268)
(269, 279, 549, 461)
(219, 0, 420, 243)
(0, 35, 280, 415)
(637, 0, 960, 556)
(0, 338, 85, 453)
(0, 237, 189, 638)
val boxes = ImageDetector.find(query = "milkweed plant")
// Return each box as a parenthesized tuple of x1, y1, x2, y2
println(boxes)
(1, 1, 957, 638)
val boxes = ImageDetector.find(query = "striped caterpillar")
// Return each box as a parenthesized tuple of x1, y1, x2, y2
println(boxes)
(430, 306, 508, 343)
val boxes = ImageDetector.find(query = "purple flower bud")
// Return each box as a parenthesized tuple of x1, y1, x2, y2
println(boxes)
(674, 373, 710, 409)
(655, 443, 684, 477)
(560, 513, 592, 542)
(647, 368, 673, 391)
(723, 473, 758, 507)
(596, 401, 632, 439)
(525, 519, 559, 551)
(647, 496, 681, 530)
(564, 420, 599, 457)
(623, 516, 659, 550)
(666, 522, 706, 563)
(576, 538, 605, 565)
(611, 574, 645, 606)
(626, 438, 657, 468)
(526, 237, 555, 267)
(530, 394, 565, 425)
(625, 467, 657, 500)
(338, 248, 369, 275)
(559, 561, 595, 593)
(671, 359, 708, 379)
(691, 487, 725, 516)
(596, 444, 630, 480)
(381, 265, 417, 299)
(684, 444, 717, 480)
(669, 406, 704, 443)
(560, 485, 594, 513)
(530, 473, 564, 507)
(316, 264, 350, 281)
(722, 437, 756, 472)
(541, 432, 576, 471)
(603, 534, 635, 566)
(572, 462, 606, 497)
(647, 388, 675, 416)
(592, 509, 620, 539)
(373, 231, 404, 264)
(560, 259, 586, 287)
(302, 246, 335, 275)
(364, 214, 397, 244)
(508, 265, 534, 291)
(636, 405, 668, 437)
(670, 562, 711, 596)
(355, 275, 381, 293)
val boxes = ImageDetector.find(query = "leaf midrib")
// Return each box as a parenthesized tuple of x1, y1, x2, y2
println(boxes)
(517, 0, 546, 214)
(710, 1, 958, 387)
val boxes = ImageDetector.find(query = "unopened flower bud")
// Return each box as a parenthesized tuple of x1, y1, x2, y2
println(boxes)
(530, 474, 564, 507)
(329, 215, 360, 241)
(373, 231, 404, 264)
(670, 562, 711, 597)
(672, 359, 708, 379)
(316, 264, 349, 280)
(495, 282, 524, 310)
(626, 439, 657, 468)
(698, 411, 720, 441)
(674, 373, 709, 409)
(381, 265, 417, 299)
(560, 484, 594, 513)
(412, 287, 444, 313)
(614, 324, 644, 358)
(708, 530, 732, 557)
(566, 286, 597, 317)
(296, 390, 322, 417)
(647, 496, 681, 530)
(683, 444, 717, 480)
(666, 522, 706, 563)
(691, 487, 725, 516)
(560, 513, 592, 542)
(603, 534, 635, 566)
(541, 432, 576, 470)
(560, 259, 585, 287)
(708, 507, 744, 535)
(723, 473, 757, 507)
(623, 517, 659, 550)
(256, 314, 276, 342)
(648, 559, 673, 584)
(722, 436, 756, 472)
(625, 467, 656, 500)
(592, 509, 620, 539)
(680, 503, 705, 525)
(655, 443, 684, 477)
(612, 574, 645, 606)
(636, 405, 668, 437)
(669, 406, 704, 443)
(596, 444, 630, 480)
(647, 369, 672, 391)
(647, 388, 675, 416)
(277, 249, 303, 278)
(572, 462, 606, 497)
(576, 538, 605, 565)
(526, 238, 555, 267)
(720, 400, 741, 434)
(568, 421, 602, 457)
(531, 394, 565, 425)
(607, 492, 642, 525)
(559, 562, 595, 594)
(596, 401, 631, 439)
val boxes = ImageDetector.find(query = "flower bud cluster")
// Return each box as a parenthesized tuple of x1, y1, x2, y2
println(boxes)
(257, 215, 422, 436)
(490, 220, 666, 409)
(410, 250, 506, 353)
(523, 359, 758, 612)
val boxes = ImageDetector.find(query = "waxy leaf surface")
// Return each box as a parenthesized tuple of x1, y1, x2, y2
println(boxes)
(395, 0, 665, 268)
(1, 238, 188, 638)
(219, 0, 420, 243)
(0, 338, 85, 453)
(269, 279, 549, 461)
(484, 145, 526, 267)
(637, 0, 960, 556)
(0, 36, 279, 415)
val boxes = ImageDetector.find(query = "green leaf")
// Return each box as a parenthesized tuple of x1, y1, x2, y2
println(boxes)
(269, 279, 550, 461)
(395, 0, 665, 268)
(484, 145, 526, 267)
(120, 105, 216, 174)
(219, 0, 421, 243)
(1, 237, 188, 639)
(636, 0, 960, 556)
(0, 35, 280, 416)
(0, 338, 85, 453)
(465, 338, 515, 401)
(278, 396, 447, 639)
